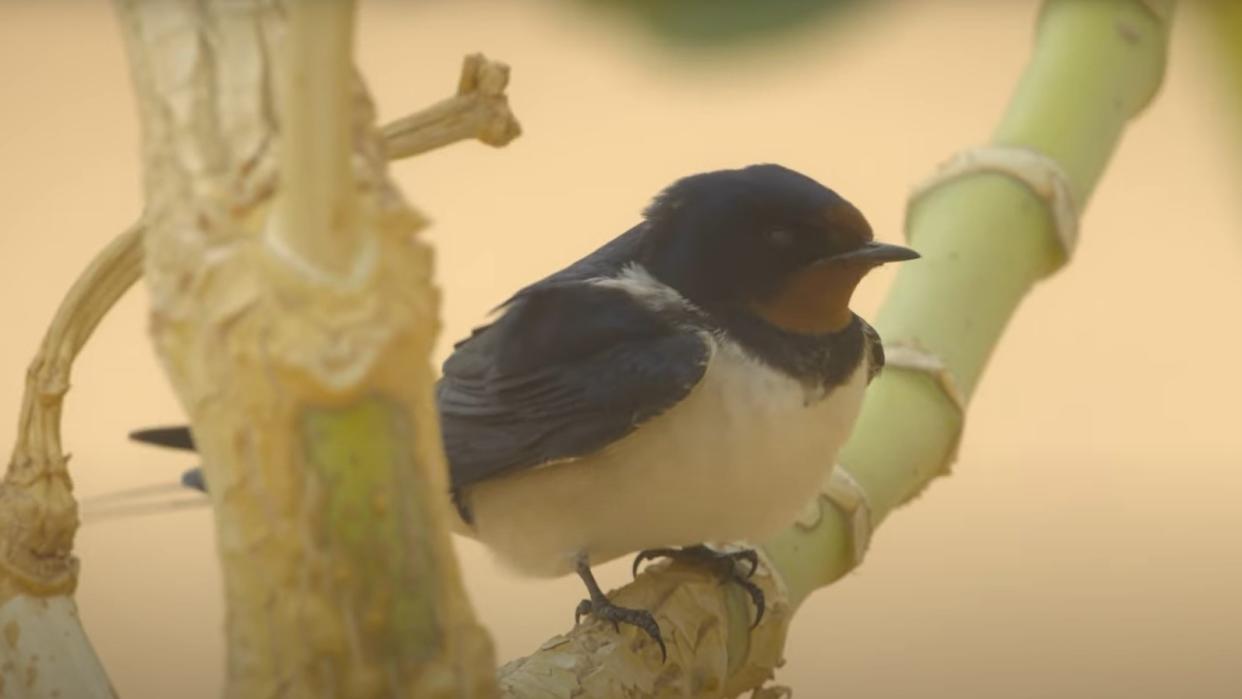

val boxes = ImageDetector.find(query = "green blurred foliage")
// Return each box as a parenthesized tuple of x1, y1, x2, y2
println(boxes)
(1204, 2, 1242, 115)
(575, 0, 870, 46)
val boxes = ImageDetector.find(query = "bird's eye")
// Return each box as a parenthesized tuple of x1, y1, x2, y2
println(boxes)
(764, 229, 795, 247)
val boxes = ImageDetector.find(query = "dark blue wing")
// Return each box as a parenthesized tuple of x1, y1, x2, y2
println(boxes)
(437, 280, 709, 494)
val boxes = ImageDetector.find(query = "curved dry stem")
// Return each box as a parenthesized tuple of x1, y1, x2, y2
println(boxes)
(0, 223, 143, 599)
(0, 226, 142, 698)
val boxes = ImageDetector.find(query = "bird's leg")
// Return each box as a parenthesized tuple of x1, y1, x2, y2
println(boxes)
(632, 544, 765, 628)
(573, 552, 667, 661)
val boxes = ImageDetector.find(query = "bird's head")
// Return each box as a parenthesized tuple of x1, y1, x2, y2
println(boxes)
(639, 164, 918, 334)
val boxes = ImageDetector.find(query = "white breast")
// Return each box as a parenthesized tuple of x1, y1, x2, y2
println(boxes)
(465, 334, 870, 578)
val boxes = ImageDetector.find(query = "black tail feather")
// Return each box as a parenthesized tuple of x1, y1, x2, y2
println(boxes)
(130, 425, 196, 452)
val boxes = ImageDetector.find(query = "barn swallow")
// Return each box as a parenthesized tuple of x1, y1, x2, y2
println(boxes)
(131, 163, 917, 660)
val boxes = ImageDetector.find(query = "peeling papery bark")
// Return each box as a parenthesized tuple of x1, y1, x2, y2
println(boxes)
(498, 551, 792, 699)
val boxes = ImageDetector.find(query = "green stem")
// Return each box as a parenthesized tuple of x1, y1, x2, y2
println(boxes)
(768, 0, 1175, 609)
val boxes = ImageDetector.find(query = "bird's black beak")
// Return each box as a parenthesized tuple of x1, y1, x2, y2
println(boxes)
(828, 241, 920, 265)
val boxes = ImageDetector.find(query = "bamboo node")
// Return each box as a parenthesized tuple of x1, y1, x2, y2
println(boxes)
(883, 342, 967, 414)
(908, 145, 1079, 261)
(794, 465, 872, 568)
(885, 341, 967, 470)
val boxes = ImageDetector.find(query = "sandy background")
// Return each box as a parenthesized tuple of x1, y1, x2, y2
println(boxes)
(2, 1, 1240, 697)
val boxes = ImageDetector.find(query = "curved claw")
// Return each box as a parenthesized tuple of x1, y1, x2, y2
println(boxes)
(630, 545, 766, 629)
(736, 576, 765, 628)
(651, 627, 668, 662)
(734, 549, 760, 578)
(621, 610, 667, 662)
(623, 610, 667, 661)
(633, 545, 761, 579)
(631, 552, 647, 579)
(576, 597, 667, 661)
(631, 547, 677, 578)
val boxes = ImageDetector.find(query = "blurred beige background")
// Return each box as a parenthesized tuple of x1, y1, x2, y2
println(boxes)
(3, 1, 1241, 697)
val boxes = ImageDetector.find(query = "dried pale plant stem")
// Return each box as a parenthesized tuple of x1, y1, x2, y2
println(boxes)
(265, 0, 362, 280)
(0, 226, 141, 698)
(381, 54, 521, 159)
(499, 2, 1174, 696)
(1, 224, 143, 598)
(1, 4, 518, 698)
(114, 0, 495, 693)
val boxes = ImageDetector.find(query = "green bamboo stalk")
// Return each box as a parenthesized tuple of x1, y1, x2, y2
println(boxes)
(769, 0, 1174, 609)
(765, 0, 1172, 613)
(500, 1, 1175, 694)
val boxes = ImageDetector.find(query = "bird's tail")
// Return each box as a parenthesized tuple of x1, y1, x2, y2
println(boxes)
(129, 424, 196, 452)
(115, 423, 478, 538)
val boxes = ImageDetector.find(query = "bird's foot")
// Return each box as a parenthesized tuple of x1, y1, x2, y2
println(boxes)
(574, 595, 667, 662)
(632, 544, 765, 628)
(574, 554, 667, 661)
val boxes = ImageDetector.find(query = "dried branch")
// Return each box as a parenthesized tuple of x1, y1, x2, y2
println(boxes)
(382, 54, 521, 160)
(112, 0, 495, 692)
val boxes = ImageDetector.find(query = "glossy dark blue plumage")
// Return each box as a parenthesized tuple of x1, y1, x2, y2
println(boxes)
(436, 165, 872, 511)
(437, 262, 710, 503)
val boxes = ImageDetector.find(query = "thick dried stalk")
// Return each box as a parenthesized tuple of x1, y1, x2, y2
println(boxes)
(1, 6, 519, 695)
(112, 0, 498, 693)
(500, 1, 1175, 695)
